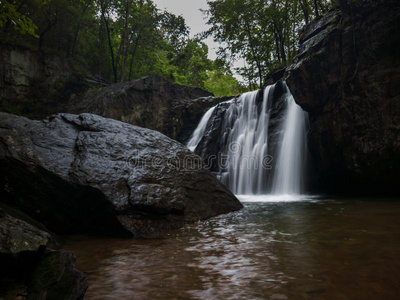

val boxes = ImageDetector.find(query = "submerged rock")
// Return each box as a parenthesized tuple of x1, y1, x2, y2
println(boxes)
(286, 0, 400, 194)
(0, 208, 87, 299)
(0, 112, 242, 237)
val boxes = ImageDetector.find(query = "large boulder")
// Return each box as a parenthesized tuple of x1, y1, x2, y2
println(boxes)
(285, 0, 400, 195)
(66, 74, 226, 142)
(0, 207, 87, 299)
(0, 112, 242, 237)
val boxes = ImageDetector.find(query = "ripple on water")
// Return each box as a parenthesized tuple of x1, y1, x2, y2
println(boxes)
(63, 197, 400, 300)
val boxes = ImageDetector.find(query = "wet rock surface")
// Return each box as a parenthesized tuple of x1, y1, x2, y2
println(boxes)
(0, 112, 242, 237)
(286, 0, 400, 194)
(0, 207, 87, 300)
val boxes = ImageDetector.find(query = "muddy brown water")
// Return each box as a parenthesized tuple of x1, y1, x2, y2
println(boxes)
(64, 196, 400, 300)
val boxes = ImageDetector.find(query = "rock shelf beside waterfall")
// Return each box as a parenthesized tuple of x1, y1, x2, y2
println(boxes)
(0, 112, 242, 237)
(285, 0, 400, 195)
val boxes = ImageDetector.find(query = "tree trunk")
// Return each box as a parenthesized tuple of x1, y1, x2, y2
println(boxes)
(128, 36, 140, 81)
(120, 0, 132, 82)
(71, 3, 90, 58)
(100, 0, 118, 83)
(313, 0, 320, 18)
(273, 23, 286, 63)
(39, 8, 58, 50)
(128, 25, 147, 81)
(299, 0, 310, 24)
(244, 20, 263, 88)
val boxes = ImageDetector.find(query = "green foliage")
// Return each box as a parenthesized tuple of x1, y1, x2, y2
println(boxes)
(2, 0, 314, 95)
(204, 70, 244, 97)
(205, 0, 334, 87)
(0, 0, 39, 37)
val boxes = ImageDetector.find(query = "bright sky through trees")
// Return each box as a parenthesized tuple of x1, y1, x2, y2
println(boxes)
(152, 0, 245, 78)
(152, 0, 217, 59)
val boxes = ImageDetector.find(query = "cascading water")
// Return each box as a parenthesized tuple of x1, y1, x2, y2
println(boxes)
(272, 92, 308, 195)
(220, 87, 272, 195)
(187, 82, 308, 196)
(187, 106, 215, 151)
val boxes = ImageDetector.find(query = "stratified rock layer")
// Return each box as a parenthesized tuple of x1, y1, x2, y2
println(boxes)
(0, 112, 242, 237)
(286, 0, 400, 194)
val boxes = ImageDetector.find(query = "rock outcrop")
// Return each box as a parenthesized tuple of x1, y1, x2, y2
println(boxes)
(0, 44, 87, 119)
(66, 74, 229, 143)
(0, 207, 87, 299)
(0, 45, 229, 144)
(286, 0, 400, 194)
(0, 112, 242, 237)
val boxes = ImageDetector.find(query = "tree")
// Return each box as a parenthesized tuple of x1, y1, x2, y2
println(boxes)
(0, 0, 255, 91)
(205, 0, 334, 87)
(204, 70, 243, 97)
(120, 0, 132, 82)
(99, 0, 118, 83)
(0, 0, 38, 37)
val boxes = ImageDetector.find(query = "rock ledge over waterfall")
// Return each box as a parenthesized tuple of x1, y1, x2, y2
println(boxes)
(286, 0, 400, 194)
(0, 112, 242, 237)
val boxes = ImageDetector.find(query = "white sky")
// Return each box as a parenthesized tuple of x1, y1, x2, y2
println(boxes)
(152, 0, 245, 79)
(152, 0, 217, 59)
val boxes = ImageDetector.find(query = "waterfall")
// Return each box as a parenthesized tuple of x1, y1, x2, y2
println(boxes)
(271, 92, 308, 195)
(220, 87, 271, 195)
(187, 106, 216, 151)
(187, 82, 308, 196)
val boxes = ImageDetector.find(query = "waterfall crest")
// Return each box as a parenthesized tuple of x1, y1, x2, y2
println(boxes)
(187, 82, 308, 196)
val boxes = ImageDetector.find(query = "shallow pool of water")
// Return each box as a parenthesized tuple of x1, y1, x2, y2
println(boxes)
(64, 196, 400, 299)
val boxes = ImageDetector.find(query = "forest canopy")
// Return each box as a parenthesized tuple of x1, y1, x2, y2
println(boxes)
(204, 0, 335, 88)
(0, 0, 336, 93)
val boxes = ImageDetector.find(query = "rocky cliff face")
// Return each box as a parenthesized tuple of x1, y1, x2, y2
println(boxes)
(0, 44, 87, 119)
(286, 0, 400, 195)
(0, 112, 242, 237)
(66, 74, 229, 143)
(0, 46, 221, 144)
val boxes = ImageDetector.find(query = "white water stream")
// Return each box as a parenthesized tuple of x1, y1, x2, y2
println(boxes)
(187, 82, 308, 195)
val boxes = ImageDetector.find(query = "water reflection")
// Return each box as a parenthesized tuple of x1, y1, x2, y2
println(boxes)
(64, 198, 400, 300)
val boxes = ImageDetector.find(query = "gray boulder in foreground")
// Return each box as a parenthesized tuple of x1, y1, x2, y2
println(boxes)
(0, 112, 242, 237)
